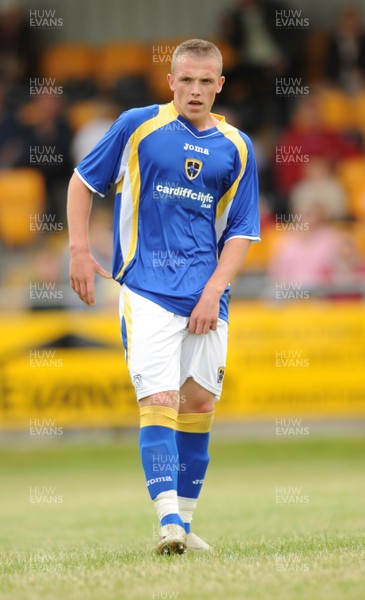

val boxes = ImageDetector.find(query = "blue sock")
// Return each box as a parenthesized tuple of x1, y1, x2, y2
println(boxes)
(176, 411, 214, 533)
(176, 430, 210, 499)
(139, 406, 184, 528)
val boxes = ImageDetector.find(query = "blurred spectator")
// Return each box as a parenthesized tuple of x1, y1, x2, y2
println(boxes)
(331, 229, 365, 289)
(324, 6, 365, 92)
(218, 0, 306, 128)
(258, 193, 275, 232)
(70, 101, 117, 165)
(71, 117, 113, 165)
(0, 82, 33, 168)
(268, 193, 364, 290)
(18, 95, 73, 220)
(269, 200, 339, 287)
(28, 243, 64, 310)
(274, 95, 362, 202)
(0, 1, 41, 116)
(290, 158, 347, 220)
(219, 0, 291, 69)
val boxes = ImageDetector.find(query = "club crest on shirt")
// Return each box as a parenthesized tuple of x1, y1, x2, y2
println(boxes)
(185, 158, 203, 180)
(217, 366, 225, 384)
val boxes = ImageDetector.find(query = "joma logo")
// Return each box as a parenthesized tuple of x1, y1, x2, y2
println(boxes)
(183, 143, 209, 155)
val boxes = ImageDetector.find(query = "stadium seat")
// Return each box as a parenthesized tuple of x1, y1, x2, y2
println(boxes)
(352, 221, 365, 257)
(67, 100, 114, 131)
(0, 169, 46, 247)
(316, 88, 354, 131)
(336, 156, 365, 219)
(96, 42, 150, 89)
(147, 38, 185, 102)
(239, 224, 279, 272)
(40, 43, 97, 83)
(350, 183, 365, 221)
(353, 91, 365, 136)
(148, 61, 171, 103)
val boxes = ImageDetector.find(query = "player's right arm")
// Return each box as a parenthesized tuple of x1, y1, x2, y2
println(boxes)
(67, 173, 112, 306)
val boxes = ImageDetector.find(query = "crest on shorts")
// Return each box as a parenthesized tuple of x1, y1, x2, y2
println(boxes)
(185, 158, 203, 180)
(133, 374, 143, 389)
(217, 366, 225, 384)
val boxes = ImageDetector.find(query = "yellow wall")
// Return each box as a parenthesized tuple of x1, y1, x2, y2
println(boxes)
(0, 302, 364, 430)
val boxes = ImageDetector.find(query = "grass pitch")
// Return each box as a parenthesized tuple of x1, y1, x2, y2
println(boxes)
(0, 433, 364, 600)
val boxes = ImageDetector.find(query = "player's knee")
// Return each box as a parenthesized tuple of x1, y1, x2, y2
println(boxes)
(180, 382, 215, 413)
(189, 398, 215, 413)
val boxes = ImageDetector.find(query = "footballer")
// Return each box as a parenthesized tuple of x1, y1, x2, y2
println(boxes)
(67, 39, 260, 555)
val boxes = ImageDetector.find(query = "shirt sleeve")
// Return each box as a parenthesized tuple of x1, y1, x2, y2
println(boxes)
(74, 111, 132, 197)
(221, 133, 261, 245)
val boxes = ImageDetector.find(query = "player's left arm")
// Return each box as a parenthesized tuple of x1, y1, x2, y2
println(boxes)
(188, 237, 251, 335)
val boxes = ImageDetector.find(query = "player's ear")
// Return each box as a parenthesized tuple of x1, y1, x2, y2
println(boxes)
(216, 76, 225, 94)
(167, 73, 175, 91)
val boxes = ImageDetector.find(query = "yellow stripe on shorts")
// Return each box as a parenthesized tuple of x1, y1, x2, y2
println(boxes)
(123, 291, 132, 366)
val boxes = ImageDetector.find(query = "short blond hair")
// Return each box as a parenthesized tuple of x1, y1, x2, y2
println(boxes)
(171, 39, 223, 75)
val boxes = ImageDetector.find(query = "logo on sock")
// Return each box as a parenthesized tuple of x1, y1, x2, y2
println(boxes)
(146, 476, 173, 487)
(217, 366, 225, 384)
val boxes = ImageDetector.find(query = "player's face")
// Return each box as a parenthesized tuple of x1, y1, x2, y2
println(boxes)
(167, 54, 225, 130)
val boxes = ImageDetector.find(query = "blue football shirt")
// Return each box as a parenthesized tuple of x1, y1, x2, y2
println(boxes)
(75, 101, 260, 321)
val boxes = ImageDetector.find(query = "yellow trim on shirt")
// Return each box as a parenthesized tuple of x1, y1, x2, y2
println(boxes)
(215, 122, 248, 221)
(123, 291, 132, 367)
(116, 103, 178, 279)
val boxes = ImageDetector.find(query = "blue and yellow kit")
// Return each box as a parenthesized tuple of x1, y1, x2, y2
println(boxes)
(75, 101, 260, 321)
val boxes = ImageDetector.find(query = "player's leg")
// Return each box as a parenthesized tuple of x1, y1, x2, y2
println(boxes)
(119, 285, 188, 554)
(139, 391, 186, 554)
(178, 318, 228, 550)
(177, 378, 215, 550)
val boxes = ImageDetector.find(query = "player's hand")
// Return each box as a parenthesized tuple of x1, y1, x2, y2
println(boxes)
(188, 289, 220, 335)
(69, 250, 112, 306)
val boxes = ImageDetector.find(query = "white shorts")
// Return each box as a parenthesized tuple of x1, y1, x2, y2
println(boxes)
(119, 284, 228, 401)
